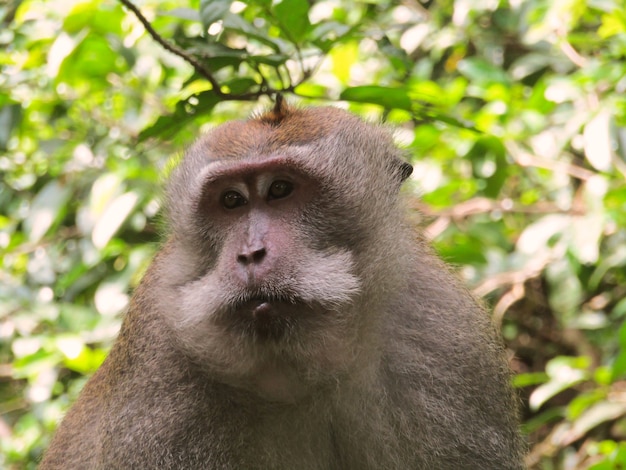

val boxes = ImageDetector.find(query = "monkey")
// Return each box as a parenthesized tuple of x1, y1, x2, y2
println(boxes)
(40, 99, 525, 469)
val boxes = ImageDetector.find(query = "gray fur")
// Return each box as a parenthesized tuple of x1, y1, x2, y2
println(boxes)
(41, 105, 524, 469)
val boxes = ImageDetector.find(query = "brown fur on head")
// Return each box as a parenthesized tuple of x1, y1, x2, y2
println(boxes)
(166, 100, 412, 244)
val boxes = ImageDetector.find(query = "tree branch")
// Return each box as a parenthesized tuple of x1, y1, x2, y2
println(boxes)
(118, 0, 307, 102)
(118, 0, 224, 96)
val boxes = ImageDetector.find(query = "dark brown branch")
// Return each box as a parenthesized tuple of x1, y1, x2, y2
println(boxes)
(118, 0, 224, 96)
(118, 0, 316, 102)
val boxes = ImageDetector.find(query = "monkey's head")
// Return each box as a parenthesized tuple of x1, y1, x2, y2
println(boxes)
(157, 101, 413, 401)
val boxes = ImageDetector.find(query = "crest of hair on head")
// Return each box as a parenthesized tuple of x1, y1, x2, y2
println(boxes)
(257, 94, 290, 125)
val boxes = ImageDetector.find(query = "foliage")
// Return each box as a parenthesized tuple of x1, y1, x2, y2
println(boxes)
(1, 0, 626, 468)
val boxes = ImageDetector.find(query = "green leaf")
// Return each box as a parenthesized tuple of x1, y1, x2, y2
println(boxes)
(0, 103, 21, 150)
(520, 407, 564, 434)
(340, 86, 412, 111)
(222, 78, 258, 94)
(310, 21, 352, 52)
(63, 1, 124, 35)
(599, 11, 626, 38)
(545, 259, 584, 322)
(12, 349, 60, 379)
(513, 372, 549, 387)
(330, 41, 358, 84)
(294, 83, 329, 98)
(247, 54, 290, 67)
(56, 336, 108, 373)
(223, 13, 283, 53)
(465, 136, 508, 198)
(139, 91, 220, 141)
(457, 58, 510, 86)
(570, 402, 626, 442)
(57, 34, 121, 85)
(24, 181, 72, 243)
(408, 80, 446, 106)
(200, 0, 234, 29)
(168, 7, 201, 22)
(63, 347, 107, 374)
(92, 192, 139, 249)
(529, 356, 590, 410)
(617, 299, 626, 319)
(273, 0, 311, 43)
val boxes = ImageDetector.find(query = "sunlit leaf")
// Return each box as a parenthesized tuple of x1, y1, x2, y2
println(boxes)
(94, 279, 130, 316)
(273, 0, 311, 43)
(62, 345, 107, 374)
(310, 21, 352, 51)
(12, 349, 60, 379)
(516, 214, 569, 255)
(584, 109, 613, 171)
(513, 372, 549, 388)
(330, 41, 358, 84)
(24, 181, 71, 243)
(529, 357, 591, 410)
(222, 13, 283, 53)
(294, 83, 329, 98)
(57, 34, 121, 84)
(200, 0, 233, 30)
(598, 11, 626, 38)
(92, 192, 139, 249)
(340, 86, 411, 111)
(570, 402, 626, 440)
(64, 1, 124, 35)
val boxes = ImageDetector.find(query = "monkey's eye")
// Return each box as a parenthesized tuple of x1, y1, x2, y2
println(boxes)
(221, 190, 247, 209)
(268, 180, 293, 200)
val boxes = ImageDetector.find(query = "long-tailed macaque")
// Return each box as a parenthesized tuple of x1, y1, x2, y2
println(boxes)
(41, 99, 525, 469)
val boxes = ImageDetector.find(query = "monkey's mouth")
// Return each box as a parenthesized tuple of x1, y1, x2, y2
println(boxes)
(226, 294, 313, 341)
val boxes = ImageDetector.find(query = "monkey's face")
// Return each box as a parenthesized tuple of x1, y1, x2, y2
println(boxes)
(160, 153, 368, 399)
(158, 105, 410, 399)
(184, 154, 362, 342)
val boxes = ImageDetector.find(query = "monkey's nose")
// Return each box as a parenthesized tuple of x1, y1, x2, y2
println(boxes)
(237, 247, 267, 265)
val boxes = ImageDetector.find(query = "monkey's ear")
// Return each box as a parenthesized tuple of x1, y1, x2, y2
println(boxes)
(398, 161, 413, 182)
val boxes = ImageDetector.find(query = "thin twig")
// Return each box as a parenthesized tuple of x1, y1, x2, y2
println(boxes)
(560, 40, 588, 68)
(118, 0, 224, 95)
(506, 141, 595, 181)
(555, 25, 588, 68)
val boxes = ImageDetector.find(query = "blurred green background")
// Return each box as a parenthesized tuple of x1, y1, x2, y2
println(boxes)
(2, 0, 626, 468)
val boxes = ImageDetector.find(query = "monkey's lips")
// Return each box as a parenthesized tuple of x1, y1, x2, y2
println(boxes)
(244, 297, 302, 320)
(251, 300, 275, 318)
(228, 297, 312, 341)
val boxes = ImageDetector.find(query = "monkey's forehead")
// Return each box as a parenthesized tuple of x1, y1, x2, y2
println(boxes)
(193, 106, 393, 161)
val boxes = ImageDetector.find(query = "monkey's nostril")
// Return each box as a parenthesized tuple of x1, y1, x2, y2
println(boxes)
(238, 247, 267, 265)
(252, 248, 267, 263)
